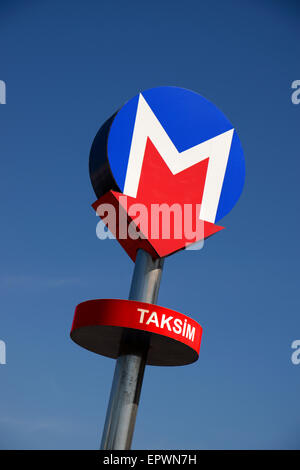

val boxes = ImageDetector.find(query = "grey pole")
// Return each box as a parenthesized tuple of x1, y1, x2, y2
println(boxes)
(100, 249, 164, 450)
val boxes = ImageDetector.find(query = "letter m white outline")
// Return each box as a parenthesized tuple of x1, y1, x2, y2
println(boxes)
(123, 94, 234, 224)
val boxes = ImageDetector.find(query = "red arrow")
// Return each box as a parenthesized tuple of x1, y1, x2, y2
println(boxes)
(93, 138, 224, 261)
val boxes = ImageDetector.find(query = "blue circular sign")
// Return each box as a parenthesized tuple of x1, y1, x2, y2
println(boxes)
(89, 86, 245, 224)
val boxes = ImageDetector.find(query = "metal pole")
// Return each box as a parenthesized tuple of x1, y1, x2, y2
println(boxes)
(100, 249, 164, 450)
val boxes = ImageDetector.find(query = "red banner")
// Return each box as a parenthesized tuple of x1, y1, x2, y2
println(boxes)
(71, 299, 202, 366)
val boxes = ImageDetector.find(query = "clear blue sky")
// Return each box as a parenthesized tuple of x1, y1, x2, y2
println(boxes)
(0, 0, 299, 449)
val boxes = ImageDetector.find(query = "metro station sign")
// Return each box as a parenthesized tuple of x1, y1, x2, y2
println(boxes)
(71, 88, 246, 449)
(71, 299, 202, 366)
(89, 86, 245, 261)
